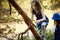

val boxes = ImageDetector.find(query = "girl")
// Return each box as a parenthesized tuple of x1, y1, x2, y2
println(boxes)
(31, 0, 49, 40)
(52, 12, 60, 40)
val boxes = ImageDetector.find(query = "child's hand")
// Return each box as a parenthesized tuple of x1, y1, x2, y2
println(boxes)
(36, 20, 40, 24)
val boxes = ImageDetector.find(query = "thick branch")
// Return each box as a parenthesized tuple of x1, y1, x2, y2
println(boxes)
(8, 0, 41, 40)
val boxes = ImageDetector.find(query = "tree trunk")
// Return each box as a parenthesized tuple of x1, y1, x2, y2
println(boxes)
(8, 0, 41, 40)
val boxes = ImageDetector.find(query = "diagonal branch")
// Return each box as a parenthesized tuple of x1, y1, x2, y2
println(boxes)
(8, 0, 41, 40)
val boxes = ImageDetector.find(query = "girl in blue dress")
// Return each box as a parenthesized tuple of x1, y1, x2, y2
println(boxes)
(31, 0, 49, 40)
(52, 12, 60, 40)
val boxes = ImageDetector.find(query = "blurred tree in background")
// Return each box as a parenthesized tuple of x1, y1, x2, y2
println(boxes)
(39, 0, 60, 10)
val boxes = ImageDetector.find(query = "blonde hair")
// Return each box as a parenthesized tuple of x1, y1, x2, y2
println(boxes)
(54, 20, 60, 26)
(54, 21, 57, 26)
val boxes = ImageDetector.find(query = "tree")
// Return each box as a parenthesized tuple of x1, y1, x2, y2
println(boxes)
(8, 0, 41, 40)
(39, 0, 60, 10)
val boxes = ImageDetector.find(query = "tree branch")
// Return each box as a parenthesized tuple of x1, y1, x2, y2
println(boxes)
(8, 0, 41, 40)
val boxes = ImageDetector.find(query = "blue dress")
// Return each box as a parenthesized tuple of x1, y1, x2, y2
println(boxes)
(54, 24, 60, 40)
(33, 10, 49, 30)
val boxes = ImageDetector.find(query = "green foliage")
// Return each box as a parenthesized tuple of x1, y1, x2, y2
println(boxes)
(46, 31, 54, 40)
(19, 31, 54, 40)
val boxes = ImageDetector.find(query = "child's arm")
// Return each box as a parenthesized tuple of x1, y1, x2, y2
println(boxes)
(37, 9, 46, 23)
(31, 13, 34, 21)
